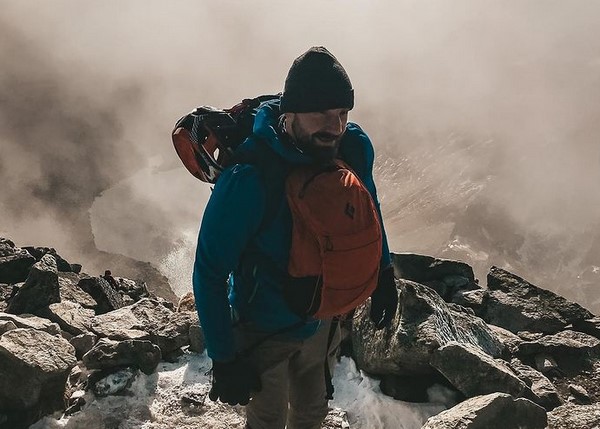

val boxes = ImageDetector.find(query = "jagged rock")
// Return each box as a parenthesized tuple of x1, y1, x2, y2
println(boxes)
(421, 393, 547, 429)
(43, 301, 95, 336)
(6, 254, 60, 315)
(488, 324, 522, 357)
(78, 276, 124, 314)
(121, 294, 135, 306)
(180, 385, 209, 407)
(391, 253, 479, 301)
(452, 289, 487, 315)
(352, 280, 503, 375)
(518, 331, 545, 341)
(177, 291, 196, 312)
(64, 391, 85, 416)
(82, 337, 161, 375)
(90, 298, 172, 343)
(572, 316, 600, 340)
(482, 267, 594, 334)
(90, 367, 138, 397)
(508, 359, 562, 411)
(153, 311, 198, 355)
(70, 332, 98, 359)
(568, 384, 592, 405)
(431, 342, 531, 399)
(534, 355, 559, 375)
(0, 313, 61, 335)
(189, 323, 205, 353)
(0, 320, 17, 335)
(547, 403, 600, 429)
(518, 330, 600, 361)
(0, 283, 18, 312)
(116, 277, 149, 301)
(321, 408, 350, 429)
(0, 328, 76, 428)
(22, 246, 74, 272)
(0, 238, 36, 284)
(58, 272, 97, 309)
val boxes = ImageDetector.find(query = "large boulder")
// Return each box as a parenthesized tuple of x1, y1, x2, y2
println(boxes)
(480, 267, 594, 334)
(518, 330, 600, 361)
(22, 246, 75, 273)
(422, 393, 547, 429)
(547, 403, 600, 429)
(43, 301, 95, 336)
(0, 328, 76, 428)
(58, 272, 97, 309)
(0, 238, 36, 284)
(431, 342, 531, 399)
(82, 337, 161, 375)
(0, 312, 61, 335)
(391, 253, 479, 301)
(352, 279, 503, 375)
(90, 298, 194, 355)
(90, 298, 172, 339)
(6, 254, 60, 315)
(153, 311, 198, 355)
(507, 359, 562, 411)
(78, 276, 124, 314)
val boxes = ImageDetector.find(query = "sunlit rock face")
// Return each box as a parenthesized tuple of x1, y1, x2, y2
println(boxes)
(352, 279, 503, 376)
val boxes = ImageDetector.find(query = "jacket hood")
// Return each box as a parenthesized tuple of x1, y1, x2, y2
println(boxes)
(252, 99, 314, 165)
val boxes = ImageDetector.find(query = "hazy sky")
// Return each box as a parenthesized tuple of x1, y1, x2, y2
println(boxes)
(1, 1, 599, 283)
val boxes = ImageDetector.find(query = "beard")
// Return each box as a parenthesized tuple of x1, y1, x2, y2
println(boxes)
(290, 120, 343, 165)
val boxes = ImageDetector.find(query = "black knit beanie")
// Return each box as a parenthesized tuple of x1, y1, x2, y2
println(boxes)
(280, 46, 354, 113)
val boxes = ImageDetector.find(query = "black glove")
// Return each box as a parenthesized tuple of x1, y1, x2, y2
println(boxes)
(370, 265, 398, 329)
(208, 358, 262, 406)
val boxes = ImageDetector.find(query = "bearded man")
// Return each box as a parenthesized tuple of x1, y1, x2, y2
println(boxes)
(193, 46, 398, 429)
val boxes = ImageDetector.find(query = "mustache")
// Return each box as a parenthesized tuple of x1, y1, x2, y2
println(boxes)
(313, 132, 342, 141)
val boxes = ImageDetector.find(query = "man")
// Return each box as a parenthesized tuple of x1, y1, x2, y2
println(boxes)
(193, 46, 397, 429)
(101, 269, 119, 290)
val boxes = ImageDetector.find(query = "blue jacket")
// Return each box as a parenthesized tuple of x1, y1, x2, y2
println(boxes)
(193, 99, 391, 361)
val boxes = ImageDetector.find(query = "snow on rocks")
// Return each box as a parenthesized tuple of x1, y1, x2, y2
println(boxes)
(1, 237, 600, 428)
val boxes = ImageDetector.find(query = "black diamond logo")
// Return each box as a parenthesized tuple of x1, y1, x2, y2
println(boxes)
(345, 202, 355, 219)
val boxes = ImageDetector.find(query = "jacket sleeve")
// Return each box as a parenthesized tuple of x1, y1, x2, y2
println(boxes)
(343, 123, 392, 269)
(193, 164, 265, 361)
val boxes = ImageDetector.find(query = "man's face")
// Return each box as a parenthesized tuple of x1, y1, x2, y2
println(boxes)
(285, 108, 349, 164)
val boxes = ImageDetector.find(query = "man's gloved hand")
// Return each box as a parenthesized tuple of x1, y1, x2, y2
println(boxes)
(209, 358, 262, 406)
(369, 265, 398, 329)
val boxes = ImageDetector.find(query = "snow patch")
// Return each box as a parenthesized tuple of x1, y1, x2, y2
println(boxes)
(31, 353, 444, 429)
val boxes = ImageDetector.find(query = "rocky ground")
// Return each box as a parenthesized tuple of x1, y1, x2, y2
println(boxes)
(1, 236, 600, 429)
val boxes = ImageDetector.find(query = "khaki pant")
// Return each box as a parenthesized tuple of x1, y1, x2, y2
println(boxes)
(236, 321, 341, 429)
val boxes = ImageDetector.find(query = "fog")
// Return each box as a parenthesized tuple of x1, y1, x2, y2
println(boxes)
(1, 1, 599, 303)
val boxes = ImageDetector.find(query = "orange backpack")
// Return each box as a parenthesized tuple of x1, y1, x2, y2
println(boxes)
(283, 160, 382, 319)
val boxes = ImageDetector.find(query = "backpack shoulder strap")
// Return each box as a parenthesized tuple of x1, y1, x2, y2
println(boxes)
(231, 137, 289, 231)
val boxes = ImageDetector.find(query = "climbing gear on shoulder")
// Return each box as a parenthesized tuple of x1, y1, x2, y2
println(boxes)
(172, 94, 279, 183)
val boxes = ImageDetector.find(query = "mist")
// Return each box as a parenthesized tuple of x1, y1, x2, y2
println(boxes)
(1, 1, 599, 303)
